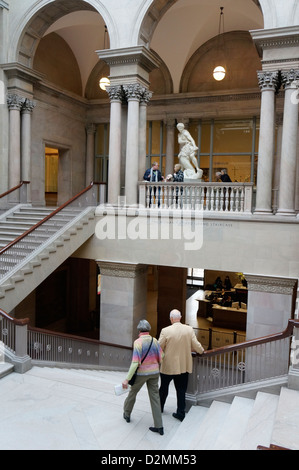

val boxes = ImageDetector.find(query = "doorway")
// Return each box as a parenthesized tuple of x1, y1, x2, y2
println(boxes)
(45, 146, 59, 206)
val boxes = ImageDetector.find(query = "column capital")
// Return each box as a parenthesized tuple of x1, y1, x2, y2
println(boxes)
(106, 84, 124, 102)
(257, 71, 280, 92)
(140, 88, 152, 104)
(7, 94, 25, 110)
(86, 123, 96, 134)
(21, 98, 36, 114)
(281, 69, 299, 89)
(97, 261, 148, 278)
(123, 83, 145, 102)
(245, 274, 297, 295)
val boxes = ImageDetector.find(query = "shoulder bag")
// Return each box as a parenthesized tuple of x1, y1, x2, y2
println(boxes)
(128, 337, 153, 386)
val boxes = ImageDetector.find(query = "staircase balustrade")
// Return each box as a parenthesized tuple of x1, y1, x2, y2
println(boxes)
(188, 319, 299, 402)
(139, 182, 253, 213)
(0, 182, 104, 281)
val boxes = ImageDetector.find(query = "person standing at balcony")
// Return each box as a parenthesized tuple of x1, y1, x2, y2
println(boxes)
(122, 319, 164, 435)
(158, 309, 204, 422)
(143, 161, 164, 207)
(220, 169, 232, 182)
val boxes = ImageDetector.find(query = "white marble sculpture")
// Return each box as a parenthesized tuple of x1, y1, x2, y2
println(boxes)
(177, 122, 203, 180)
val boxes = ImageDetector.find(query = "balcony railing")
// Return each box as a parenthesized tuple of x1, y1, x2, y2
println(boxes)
(139, 181, 253, 213)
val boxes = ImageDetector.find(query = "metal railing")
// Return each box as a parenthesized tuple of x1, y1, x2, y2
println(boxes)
(27, 326, 132, 370)
(0, 182, 104, 281)
(188, 319, 299, 401)
(139, 182, 253, 213)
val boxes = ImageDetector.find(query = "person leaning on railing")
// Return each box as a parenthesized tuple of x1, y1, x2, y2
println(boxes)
(158, 309, 204, 422)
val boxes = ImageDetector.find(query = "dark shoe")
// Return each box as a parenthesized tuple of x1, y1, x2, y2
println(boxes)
(149, 426, 164, 435)
(123, 413, 130, 423)
(172, 412, 184, 422)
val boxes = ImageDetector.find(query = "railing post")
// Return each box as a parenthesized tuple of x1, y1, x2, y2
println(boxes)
(12, 323, 32, 373)
(139, 182, 146, 207)
(244, 184, 253, 213)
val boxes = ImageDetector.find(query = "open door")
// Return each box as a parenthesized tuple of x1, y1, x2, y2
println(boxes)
(45, 147, 59, 206)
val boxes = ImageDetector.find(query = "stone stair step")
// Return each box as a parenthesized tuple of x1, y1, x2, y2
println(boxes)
(240, 391, 279, 450)
(166, 405, 209, 450)
(211, 396, 255, 450)
(190, 400, 231, 450)
(271, 387, 299, 450)
(0, 363, 14, 379)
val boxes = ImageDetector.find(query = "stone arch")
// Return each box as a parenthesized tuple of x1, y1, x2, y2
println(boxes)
(139, 0, 263, 46)
(180, 31, 262, 93)
(11, 0, 115, 69)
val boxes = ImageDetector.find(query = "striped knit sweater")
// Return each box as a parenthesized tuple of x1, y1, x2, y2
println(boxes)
(127, 332, 163, 379)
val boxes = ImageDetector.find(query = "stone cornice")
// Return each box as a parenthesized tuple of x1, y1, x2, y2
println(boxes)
(96, 261, 148, 278)
(96, 46, 161, 73)
(0, 0, 9, 9)
(245, 274, 297, 295)
(251, 26, 299, 53)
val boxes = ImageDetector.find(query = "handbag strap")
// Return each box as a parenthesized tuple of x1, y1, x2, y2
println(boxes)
(141, 337, 153, 364)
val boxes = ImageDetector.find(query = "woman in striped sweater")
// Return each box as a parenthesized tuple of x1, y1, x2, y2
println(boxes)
(122, 320, 164, 435)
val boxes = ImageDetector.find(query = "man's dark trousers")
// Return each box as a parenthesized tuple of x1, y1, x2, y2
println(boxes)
(159, 372, 189, 420)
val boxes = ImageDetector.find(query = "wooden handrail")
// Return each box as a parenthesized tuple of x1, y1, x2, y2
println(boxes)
(0, 181, 99, 257)
(195, 318, 299, 358)
(0, 307, 30, 326)
(0, 181, 30, 199)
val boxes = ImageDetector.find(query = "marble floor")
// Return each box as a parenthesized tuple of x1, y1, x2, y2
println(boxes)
(0, 366, 181, 451)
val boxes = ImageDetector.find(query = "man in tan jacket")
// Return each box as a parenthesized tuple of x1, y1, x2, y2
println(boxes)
(158, 309, 204, 421)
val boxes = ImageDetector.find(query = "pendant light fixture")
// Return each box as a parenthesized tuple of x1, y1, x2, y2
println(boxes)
(99, 25, 110, 91)
(213, 7, 226, 81)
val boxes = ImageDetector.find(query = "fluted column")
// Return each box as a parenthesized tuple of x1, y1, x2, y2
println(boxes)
(277, 69, 299, 216)
(106, 85, 123, 204)
(123, 84, 143, 206)
(165, 119, 176, 177)
(7, 94, 25, 189)
(85, 123, 96, 186)
(138, 89, 152, 181)
(254, 71, 280, 215)
(21, 98, 35, 183)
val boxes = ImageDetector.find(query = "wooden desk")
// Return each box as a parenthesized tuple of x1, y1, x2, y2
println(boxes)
(212, 305, 247, 330)
(196, 299, 212, 318)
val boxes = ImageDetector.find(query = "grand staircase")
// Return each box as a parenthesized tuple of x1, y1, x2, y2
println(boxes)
(0, 203, 97, 312)
(0, 366, 298, 450)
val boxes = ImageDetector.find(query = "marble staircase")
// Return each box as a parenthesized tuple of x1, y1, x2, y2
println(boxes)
(0, 204, 97, 312)
(0, 366, 298, 450)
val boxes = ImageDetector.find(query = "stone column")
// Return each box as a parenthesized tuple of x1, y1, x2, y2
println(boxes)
(21, 99, 35, 183)
(85, 123, 96, 186)
(165, 119, 176, 177)
(245, 274, 297, 340)
(245, 274, 297, 382)
(139, 89, 152, 181)
(7, 94, 25, 190)
(97, 261, 148, 347)
(106, 85, 123, 205)
(254, 71, 280, 215)
(123, 84, 143, 206)
(277, 69, 299, 216)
